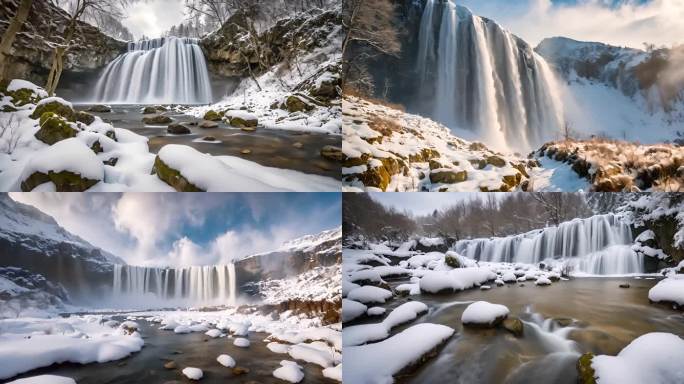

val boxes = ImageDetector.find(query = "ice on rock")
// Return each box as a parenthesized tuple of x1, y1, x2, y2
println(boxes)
(182, 367, 203, 380)
(273, 360, 304, 383)
(344, 323, 454, 384)
(233, 337, 250, 348)
(346, 286, 393, 304)
(216, 354, 236, 368)
(461, 301, 510, 326)
(7, 375, 76, 384)
(592, 332, 684, 384)
(342, 298, 367, 322)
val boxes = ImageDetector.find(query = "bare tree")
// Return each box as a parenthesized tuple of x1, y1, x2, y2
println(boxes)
(0, 0, 34, 84)
(0, 114, 21, 154)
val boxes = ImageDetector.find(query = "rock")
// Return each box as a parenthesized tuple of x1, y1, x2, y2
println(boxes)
(293, 142, 303, 149)
(576, 353, 597, 384)
(619, 283, 630, 288)
(75, 111, 95, 125)
(91, 140, 103, 154)
(164, 361, 177, 369)
(228, 115, 258, 128)
(358, 165, 391, 191)
(34, 112, 78, 145)
(142, 106, 157, 114)
(21, 170, 99, 192)
(320, 145, 343, 162)
(429, 160, 443, 170)
(152, 156, 204, 192)
(167, 123, 191, 135)
(2, 105, 17, 112)
(502, 317, 524, 337)
(203, 110, 222, 121)
(31, 99, 75, 121)
(487, 155, 507, 167)
(241, 149, 252, 155)
(241, 126, 256, 132)
(199, 120, 219, 129)
(444, 253, 460, 268)
(285, 95, 314, 113)
(232, 366, 250, 375)
(502, 172, 522, 188)
(554, 318, 574, 327)
(104, 157, 118, 166)
(143, 115, 173, 125)
(430, 170, 467, 184)
(88, 105, 111, 113)
(201, 136, 217, 142)
(468, 142, 488, 151)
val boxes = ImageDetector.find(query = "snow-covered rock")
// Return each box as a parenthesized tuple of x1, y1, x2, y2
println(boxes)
(346, 286, 392, 304)
(648, 275, 684, 307)
(216, 354, 235, 368)
(182, 367, 203, 380)
(461, 301, 510, 327)
(233, 337, 250, 348)
(6, 375, 75, 384)
(342, 299, 367, 322)
(272, 360, 304, 383)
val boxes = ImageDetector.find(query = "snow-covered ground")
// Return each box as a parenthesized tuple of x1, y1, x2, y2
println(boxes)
(0, 79, 339, 192)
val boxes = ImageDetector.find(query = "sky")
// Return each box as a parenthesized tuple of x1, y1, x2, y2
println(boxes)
(370, 193, 496, 217)
(9, 193, 341, 267)
(457, 0, 684, 49)
(121, 0, 185, 39)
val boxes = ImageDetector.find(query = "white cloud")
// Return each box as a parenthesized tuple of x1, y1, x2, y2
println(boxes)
(121, 0, 186, 39)
(461, 0, 684, 49)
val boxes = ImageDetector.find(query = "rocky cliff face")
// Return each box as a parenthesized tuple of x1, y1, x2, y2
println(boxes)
(201, 7, 341, 78)
(0, 0, 126, 85)
(0, 194, 123, 300)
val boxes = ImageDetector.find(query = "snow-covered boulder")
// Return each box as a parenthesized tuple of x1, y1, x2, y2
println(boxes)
(225, 110, 258, 128)
(30, 97, 75, 121)
(342, 299, 367, 322)
(5, 80, 48, 107)
(648, 275, 684, 307)
(535, 277, 552, 286)
(20, 138, 104, 192)
(461, 301, 509, 327)
(346, 286, 392, 304)
(217, 354, 235, 367)
(182, 367, 203, 380)
(233, 337, 250, 348)
(273, 360, 304, 383)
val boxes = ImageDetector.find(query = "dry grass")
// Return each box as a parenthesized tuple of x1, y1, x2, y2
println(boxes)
(343, 86, 406, 112)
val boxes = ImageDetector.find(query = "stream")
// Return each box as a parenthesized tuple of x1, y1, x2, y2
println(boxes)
(352, 276, 684, 384)
(1, 313, 335, 384)
(78, 105, 341, 179)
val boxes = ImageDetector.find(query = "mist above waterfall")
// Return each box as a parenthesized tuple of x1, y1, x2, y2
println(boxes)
(414, 0, 564, 152)
(454, 214, 644, 275)
(92, 37, 213, 105)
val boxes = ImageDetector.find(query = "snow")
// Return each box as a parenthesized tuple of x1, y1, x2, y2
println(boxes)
(342, 299, 367, 322)
(419, 268, 496, 293)
(461, 301, 510, 325)
(419, 237, 444, 247)
(205, 329, 222, 338)
(288, 343, 336, 367)
(267, 342, 291, 354)
(173, 325, 192, 334)
(367, 307, 386, 316)
(233, 337, 250, 348)
(344, 323, 455, 384)
(7, 80, 49, 99)
(648, 275, 684, 306)
(346, 286, 393, 304)
(322, 364, 342, 382)
(530, 157, 590, 192)
(6, 375, 75, 384)
(591, 333, 684, 384)
(273, 360, 304, 383)
(343, 301, 428, 346)
(21, 138, 104, 182)
(182, 367, 203, 380)
(216, 354, 236, 367)
(535, 277, 552, 286)
(0, 316, 144, 380)
(35, 97, 72, 109)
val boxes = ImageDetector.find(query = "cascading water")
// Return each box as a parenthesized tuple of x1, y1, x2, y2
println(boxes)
(112, 264, 237, 305)
(415, 1, 564, 151)
(454, 214, 645, 275)
(93, 37, 213, 104)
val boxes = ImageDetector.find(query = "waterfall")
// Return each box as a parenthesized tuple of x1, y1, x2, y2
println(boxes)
(112, 264, 237, 305)
(454, 214, 645, 275)
(415, 1, 563, 151)
(93, 37, 213, 105)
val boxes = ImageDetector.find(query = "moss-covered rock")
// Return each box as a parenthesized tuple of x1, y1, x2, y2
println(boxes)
(151, 156, 205, 192)
(35, 112, 78, 145)
(2, 104, 17, 112)
(142, 106, 157, 114)
(429, 160, 444, 170)
(90, 140, 103, 154)
(445, 253, 460, 268)
(358, 165, 391, 191)
(167, 123, 191, 135)
(502, 172, 522, 188)
(285, 95, 314, 113)
(199, 120, 219, 128)
(228, 116, 258, 128)
(88, 105, 111, 113)
(7, 87, 43, 106)
(75, 111, 95, 125)
(203, 110, 222, 121)
(21, 170, 99, 192)
(487, 155, 507, 167)
(142, 115, 173, 125)
(320, 145, 343, 162)
(502, 317, 524, 337)
(30, 100, 75, 121)
(577, 353, 597, 384)
(430, 170, 467, 184)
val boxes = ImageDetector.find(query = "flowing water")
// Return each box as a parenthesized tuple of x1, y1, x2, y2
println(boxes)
(454, 214, 644, 275)
(80, 105, 341, 178)
(0, 314, 334, 384)
(353, 277, 684, 384)
(93, 37, 213, 105)
(415, 1, 564, 151)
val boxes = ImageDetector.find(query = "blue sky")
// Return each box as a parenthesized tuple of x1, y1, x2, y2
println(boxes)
(455, 0, 682, 49)
(10, 193, 340, 266)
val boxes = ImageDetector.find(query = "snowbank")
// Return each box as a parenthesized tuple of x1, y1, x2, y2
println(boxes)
(343, 301, 428, 346)
(648, 275, 684, 306)
(273, 360, 304, 383)
(419, 268, 496, 293)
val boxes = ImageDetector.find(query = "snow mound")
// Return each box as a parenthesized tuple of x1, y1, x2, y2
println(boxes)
(233, 337, 250, 348)
(344, 323, 455, 384)
(343, 301, 428, 346)
(342, 299, 367, 323)
(182, 367, 203, 380)
(216, 354, 235, 368)
(6, 375, 75, 384)
(273, 360, 304, 383)
(21, 138, 104, 182)
(648, 275, 684, 306)
(322, 364, 342, 382)
(205, 329, 222, 338)
(346, 285, 392, 304)
(461, 301, 510, 326)
(419, 268, 496, 293)
(592, 332, 684, 384)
